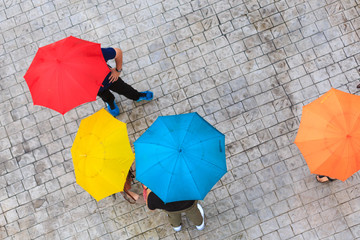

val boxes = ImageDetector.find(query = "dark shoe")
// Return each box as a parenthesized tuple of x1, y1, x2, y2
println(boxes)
(316, 175, 335, 183)
(106, 101, 120, 117)
(137, 91, 153, 102)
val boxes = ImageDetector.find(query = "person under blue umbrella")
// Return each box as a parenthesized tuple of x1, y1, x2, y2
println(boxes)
(142, 184, 205, 232)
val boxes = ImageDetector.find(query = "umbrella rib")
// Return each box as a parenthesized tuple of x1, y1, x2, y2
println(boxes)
(295, 134, 347, 144)
(67, 61, 106, 94)
(185, 150, 227, 171)
(181, 154, 202, 198)
(178, 113, 196, 147)
(340, 137, 360, 179)
(179, 113, 223, 149)
(65, 67, 98, 99)
(159, 117, 183, 147)
(165, 152, 182, 203)
(351, 142, 360, 178)
(333, 91, 350, 133)
(46, 60, 62, 113)
(84, 125, 131, 156)
(343, 140, 352, 179)
(300, 138, 341, 156)
(135, 142, 178, 150)
(301, 138, 346, 174)
(183, 135, 223, 149)
(135, 152, 179, 185)
(314, 141, 347, 177)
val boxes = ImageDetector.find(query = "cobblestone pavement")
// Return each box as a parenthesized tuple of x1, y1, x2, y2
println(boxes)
(1, 0, 360, 239)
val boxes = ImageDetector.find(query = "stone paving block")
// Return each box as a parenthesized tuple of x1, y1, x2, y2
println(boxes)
(316, 222, 336, 239)
(89, 223, 108, 239)
(245, 224, 262, 239)
(277, 224, 294, 239)
(6, 181, 24, 198)
(256, 204, 273, 220)
(334, 229, 354, 240)
(333, 217, 350, 234)
(260, 217, 279, 235)
(217, 209, 237, 225)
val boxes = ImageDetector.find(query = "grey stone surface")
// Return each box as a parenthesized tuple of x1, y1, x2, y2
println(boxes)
(1, 0, 360, 239)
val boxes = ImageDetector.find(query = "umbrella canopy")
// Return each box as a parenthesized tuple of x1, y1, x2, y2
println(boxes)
(294, 88, 360, 181)
(24, 36, 110, 114)
(134, 112, 227, 203)
(71, 109, 134, 201)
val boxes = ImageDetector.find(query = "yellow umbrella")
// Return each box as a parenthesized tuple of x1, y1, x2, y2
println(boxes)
(71, 109, 134, 201)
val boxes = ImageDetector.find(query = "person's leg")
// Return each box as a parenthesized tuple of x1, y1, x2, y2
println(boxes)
(108, 77, 142, 100)
(97, 89, 115, 106)
(121, 172, 137, 204)
(97, 89, 119, 116)
(166, 211, 182, 230)
(184, 201, 204, 227)
(109, 77, 153, 101)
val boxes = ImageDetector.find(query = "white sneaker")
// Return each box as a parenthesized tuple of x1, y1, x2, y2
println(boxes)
(196, 203, 205, 230)
(173, 225, 182, 232)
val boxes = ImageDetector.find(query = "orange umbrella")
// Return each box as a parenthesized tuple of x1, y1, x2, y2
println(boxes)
(294, 88, 360, 181)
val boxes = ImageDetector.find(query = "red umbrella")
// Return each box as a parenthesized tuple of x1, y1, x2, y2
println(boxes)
(24, 36, 110, 115)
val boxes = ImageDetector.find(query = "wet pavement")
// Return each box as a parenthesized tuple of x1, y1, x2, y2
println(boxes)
(1, 0, 360, 239)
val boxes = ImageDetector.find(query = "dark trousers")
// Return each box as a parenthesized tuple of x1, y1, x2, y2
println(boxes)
(97, 77, 141, 105)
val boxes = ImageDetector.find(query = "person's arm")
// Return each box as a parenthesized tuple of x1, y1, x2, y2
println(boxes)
(108, 48, 123, 83)
(143, 185, 154, 210)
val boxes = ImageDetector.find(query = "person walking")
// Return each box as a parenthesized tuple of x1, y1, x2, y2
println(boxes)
(142, 185, 205, 232)
(98, 47, 153, 116)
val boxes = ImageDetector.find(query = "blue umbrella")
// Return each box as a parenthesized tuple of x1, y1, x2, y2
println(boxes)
(134, 112, 226, 203)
